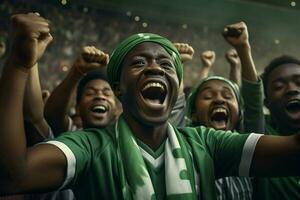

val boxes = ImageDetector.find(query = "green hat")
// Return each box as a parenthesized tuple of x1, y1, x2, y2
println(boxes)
(107, 33, 183, 86)
(186, 76, 243, 121)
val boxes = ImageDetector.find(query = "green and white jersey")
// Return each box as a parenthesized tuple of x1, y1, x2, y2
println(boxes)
(216, 177, 252, 200)
(45, 123, 262, 200)
(252, 116, 300, 200)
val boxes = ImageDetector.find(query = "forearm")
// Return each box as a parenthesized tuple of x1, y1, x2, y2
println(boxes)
(242, 79, 265, 133)
(198, 66, 210, 80)
(44, 66, 82, 135)
(23, 64, 49, 140)
(229, 65, 241, 87)
(0, 61, 29, 180)
(236, 45, 258, 82)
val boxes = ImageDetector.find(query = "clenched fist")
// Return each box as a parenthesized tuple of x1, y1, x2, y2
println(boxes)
(223, 21, 249, 49)
(225, 48, 240, 67)
(73, 46, 109, 75)
(173, 43, 194, 63)
(9, 13, 52, 69)
(200, 50, 216, 68)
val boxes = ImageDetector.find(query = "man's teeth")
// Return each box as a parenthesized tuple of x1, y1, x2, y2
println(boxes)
(142, 82, 165, 91)
(212, 108, 227, 115)
(288, 100, 300, 105)
(92, 105, 107, 112)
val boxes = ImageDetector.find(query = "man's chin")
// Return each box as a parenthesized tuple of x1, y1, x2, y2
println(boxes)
(84, 121, 109, 129)
(135, 112, 169, 127)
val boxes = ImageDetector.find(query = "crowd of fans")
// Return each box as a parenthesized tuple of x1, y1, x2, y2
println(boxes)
(0, 2, 300, 200)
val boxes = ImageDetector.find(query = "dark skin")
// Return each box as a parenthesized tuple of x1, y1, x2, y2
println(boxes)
(0, 13, 300, 195)
(115, 42, 179, 149)
(192, 80, 239, 131)
(77, 79, 117, 129)
(265, 64, 300, 134)
(44, 46, 110, 136)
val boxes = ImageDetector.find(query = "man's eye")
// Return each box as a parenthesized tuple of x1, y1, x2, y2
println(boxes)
(203, 95, 212, 100)
(294, 77, 300, 86)
(132, 60, 146, 67)
(273, 82, 284, 90)
(103, 90, 113, 96)
(223, 92, 233, 99)
(84, 92, 94, 96)
(160, 60, 174, 69)
(201, 93, 213, 99)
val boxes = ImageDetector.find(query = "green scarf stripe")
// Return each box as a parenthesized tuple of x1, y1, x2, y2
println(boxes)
(115, 115, 198, 199)
(170, 125, 197, 197)
(107, 33, 183, 86)
(117, 116, 155, 199)
(186, 76, 243, 121)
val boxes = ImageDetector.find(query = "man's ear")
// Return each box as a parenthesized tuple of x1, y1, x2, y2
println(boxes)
(113, 82, 122, 100)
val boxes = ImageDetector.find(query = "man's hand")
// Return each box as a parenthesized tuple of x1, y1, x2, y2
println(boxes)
(225, 48, 240, 67)
(223, 21, 249, 49)
(200, 50, 216, 68)
(173, 43, 194, 63)
(73, 46, 109, 75)
(9, 13, 52, 70)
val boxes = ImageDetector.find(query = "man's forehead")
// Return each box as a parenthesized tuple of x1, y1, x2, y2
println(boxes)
(84, 79, 111, 89)
(269, 63, 300, 81)
(126, 42, 171, 58)
(200, 80, 234, 91)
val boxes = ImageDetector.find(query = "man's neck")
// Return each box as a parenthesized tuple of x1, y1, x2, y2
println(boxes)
(271, 115, 300, 135)
(123, 112, 168, 150)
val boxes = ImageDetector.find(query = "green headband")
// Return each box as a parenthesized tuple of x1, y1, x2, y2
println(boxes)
(107, 33, 183, 86)
(186, 76, 243, 119)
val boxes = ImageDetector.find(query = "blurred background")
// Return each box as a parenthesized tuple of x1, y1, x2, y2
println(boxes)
(0, 0, 300, 89)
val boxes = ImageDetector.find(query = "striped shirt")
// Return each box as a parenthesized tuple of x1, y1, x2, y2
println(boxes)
(216, 177, 252, 200)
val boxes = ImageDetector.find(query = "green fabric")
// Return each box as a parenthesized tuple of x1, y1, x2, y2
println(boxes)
(252, 115, 300, 200)
(136, 139, 166, 199)
(107, 33, 183, 86)
(241, 78, 265, 133)
(51, 121, 252, 200)
(116, 115, 196, 199)
(186, 76, 243, 123)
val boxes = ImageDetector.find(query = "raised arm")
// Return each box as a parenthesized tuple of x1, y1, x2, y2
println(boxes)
(223, 22, 258, 82)
(225, 48, 241, 87)
(44, 46, 109, 136)
(23, 64, 50, 146)
(223, 22, 264, 133)
(173, 43, 194, 95)
(199, 50, 215, 80)
(0, 13, 66, 195)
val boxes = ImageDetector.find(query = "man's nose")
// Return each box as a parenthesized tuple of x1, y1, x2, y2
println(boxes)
(285, 82, 300, 97)
(144, 61, 165, 76)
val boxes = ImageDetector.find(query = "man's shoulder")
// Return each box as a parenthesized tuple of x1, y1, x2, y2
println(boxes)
(53, 124, 117, 152)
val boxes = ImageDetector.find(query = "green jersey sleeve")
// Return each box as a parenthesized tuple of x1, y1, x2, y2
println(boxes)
(45, 128, 111, 189)
(192, 126, 262, 178)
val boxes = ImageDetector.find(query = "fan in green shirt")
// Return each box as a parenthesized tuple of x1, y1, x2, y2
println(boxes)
(1, 13, 300, 200)
(253, 55, 300, 200)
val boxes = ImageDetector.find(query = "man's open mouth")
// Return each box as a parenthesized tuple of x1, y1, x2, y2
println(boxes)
(286, 99, 300, 114)
(91, 105, 108, 114)
(141, 81, 167, 105)
(209, 107, 229, 130)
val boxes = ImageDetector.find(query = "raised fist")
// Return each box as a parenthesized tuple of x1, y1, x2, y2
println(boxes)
(200, 50, 216, 68)
(173, 43, 194, 63)
(9, 13, 52, 69)
(225, 48, 240, 67)
(73, 46, 109, 75)
(222, 21, 249, 48)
